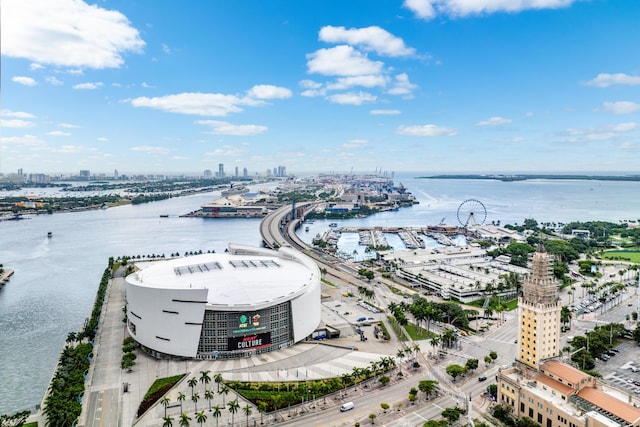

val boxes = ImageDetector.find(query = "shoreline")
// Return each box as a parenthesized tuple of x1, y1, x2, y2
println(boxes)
(418, 174, 640, 182)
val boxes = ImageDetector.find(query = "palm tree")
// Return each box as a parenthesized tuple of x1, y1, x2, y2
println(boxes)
(161, 396, 171, 417)
(191, 392, 200, 413)
(561, 306, 572, 329)
(214, 372, 223, 393)
(177, 392, 186, 413)
(257, 401, 268, 425)
(179, 412, 191, 427)
(228, 399, 240, 426)
(163, 415, 174, 427)
(187, 377, 198, 397)
(219, 384, 230, 406)
(211, 404, 222, 427)
(242, 404, 253, 426)
(199, 370, 211, 389)
(369, 413, 377, 424)
(429, 334, 441, 355)
(204, 389, 214, 412)
(195, 411, 207, 427)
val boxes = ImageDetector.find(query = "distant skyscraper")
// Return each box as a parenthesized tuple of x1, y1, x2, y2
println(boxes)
(79, 170, 90, 180)
(18, 168, 23, 177)
(114, 169, 119, 179)
(234, 166, 238, 178)
(243, 168, 248, 178)
(517, 244, 561, 369)
(218, 163, 224, 178)
(277, 165, 286, 177)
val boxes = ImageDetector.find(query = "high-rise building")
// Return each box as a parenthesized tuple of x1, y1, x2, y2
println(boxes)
(218, 163, 224, 178)
(497, 244, 640, 426)
(243, 168, 248, 178)
(79, 170, 90, 180)
(114, 169, 119, 179)
(517, 244, 561, 369)
(235, 166, 238, 178)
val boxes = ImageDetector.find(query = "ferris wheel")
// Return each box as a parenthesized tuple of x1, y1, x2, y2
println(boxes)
(457, 199, 487, 227)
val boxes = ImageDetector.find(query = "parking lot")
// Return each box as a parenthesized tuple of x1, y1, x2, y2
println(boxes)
(597, 340, 640, 398)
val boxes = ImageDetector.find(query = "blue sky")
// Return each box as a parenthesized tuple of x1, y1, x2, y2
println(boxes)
(1, 0, 639, 176)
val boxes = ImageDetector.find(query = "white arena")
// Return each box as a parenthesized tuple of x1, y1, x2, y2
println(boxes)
(125, 244, 321, 359)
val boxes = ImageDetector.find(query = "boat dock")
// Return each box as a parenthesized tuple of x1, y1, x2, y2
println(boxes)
(318, 226, 462, 249)
(358, 229, 389, 248)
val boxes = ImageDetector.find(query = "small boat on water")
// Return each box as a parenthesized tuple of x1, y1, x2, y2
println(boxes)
(159, 214, 169, 218)
(47, 231, 53, 238)
(305, 226, 309, 232)
(329, 223, 338, 228)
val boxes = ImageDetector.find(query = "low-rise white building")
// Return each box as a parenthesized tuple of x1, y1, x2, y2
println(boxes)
(125, 244, 321, 359)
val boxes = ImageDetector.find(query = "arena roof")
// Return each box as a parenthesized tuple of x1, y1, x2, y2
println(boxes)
(128, 245, 317, 308)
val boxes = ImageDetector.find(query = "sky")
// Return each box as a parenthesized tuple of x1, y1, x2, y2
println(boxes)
(1, 0, 639, 176)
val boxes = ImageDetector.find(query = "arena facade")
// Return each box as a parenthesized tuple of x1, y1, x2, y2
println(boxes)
(125, 244, 321, 359)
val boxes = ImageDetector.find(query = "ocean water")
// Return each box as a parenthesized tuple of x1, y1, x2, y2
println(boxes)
(1, 175, 639, 413)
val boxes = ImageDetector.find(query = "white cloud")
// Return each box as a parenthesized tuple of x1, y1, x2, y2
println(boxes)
(46, 130, 71, 136)
(204, 146, 244, 157)
(161, 43, 171, 54)
(584, 73, 640, 88)
(59, 123, 79, 128)
(1, 119, 35, 128)
(387, 73, 416, 97)
(300, 80, 322, 89)
(130, 145, 170, 155)
(326, 91, 377, 105)
(55, 145, 94, 153)
(30, 63, 44, 70)
(73, 82, 103, 90)
(46, 76, 64, 85)
(611, 122, 637, 132)
(403, 0, 577, 20)
(196, 120, 267, 136)
(558, 122, 636, 143)
(494, 136, 524, 143)
(307, 45, 384, 77)
(12, 76, 37, 86)
(2, 0, 145, 69)
(1, 110, 35, 119)
(97, 137, 109, 142)
(326, 75, 388, 90)
(246, 84, 292, 100)
(603, 101, 640, 115)
(300, 89, 326, 97)
(131, 93, 246, 116)
(396, 124, 458, 137)
(0, 134, 45, 147)
(476, 116, 512, 126)
(340, 139, 368, 149)
(370, 109, 401, 115)
(403, 0, 437, 19)
(319, 26, 415, 57)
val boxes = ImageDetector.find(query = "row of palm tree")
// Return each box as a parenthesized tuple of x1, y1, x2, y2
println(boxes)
(161, 398, 249, 427)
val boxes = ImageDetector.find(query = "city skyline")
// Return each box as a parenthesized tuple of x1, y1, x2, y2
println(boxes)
(1, 0, 640, 175)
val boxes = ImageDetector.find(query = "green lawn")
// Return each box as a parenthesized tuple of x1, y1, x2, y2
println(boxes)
(404, 323, 438, 341)
(601, 250, 640, 263)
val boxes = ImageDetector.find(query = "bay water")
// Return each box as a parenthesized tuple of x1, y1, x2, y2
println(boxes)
(1, 175, 638, 413)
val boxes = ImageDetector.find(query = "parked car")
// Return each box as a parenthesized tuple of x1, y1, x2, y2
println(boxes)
(478, 376, 487, 382)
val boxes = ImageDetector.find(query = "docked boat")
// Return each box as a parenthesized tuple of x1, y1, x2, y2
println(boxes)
(305, 226, 309, 232)
(221, 185, 248, 197)
(47, 231, 53, 238)
(329, 223, 338, 228)
(159, 214, 169, 218)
